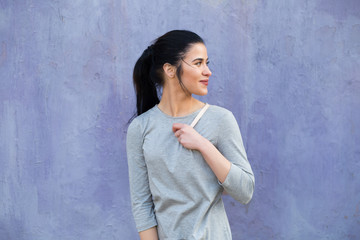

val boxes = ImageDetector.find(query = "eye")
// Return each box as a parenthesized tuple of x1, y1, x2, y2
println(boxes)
(206, 61, 210, 66)
(195, 62, 202, 66)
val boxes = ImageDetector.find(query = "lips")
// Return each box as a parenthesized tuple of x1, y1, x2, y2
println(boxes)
(200, 79, 209, 86)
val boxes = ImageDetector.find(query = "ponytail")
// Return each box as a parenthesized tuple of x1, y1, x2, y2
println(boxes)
(132, 30, 204, 116)
(133, 45, 159, 116)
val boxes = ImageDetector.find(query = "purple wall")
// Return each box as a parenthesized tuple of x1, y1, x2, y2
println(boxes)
(1, 0, 359, 239)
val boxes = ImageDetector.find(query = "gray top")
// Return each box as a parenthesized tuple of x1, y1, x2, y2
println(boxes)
(126, 104, 255, 240)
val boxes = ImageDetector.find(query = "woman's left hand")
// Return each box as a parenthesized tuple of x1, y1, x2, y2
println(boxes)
(172, 123, 205, 150)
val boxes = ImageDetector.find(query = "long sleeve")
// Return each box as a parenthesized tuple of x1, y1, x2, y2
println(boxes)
(216, 111, 255, 204)
(126, 119, 158, 232)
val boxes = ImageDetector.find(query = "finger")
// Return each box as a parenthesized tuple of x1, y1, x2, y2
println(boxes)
(172, 123, 184, 133)
(177, 136, 183, 145)
(174, 130, 181, 138)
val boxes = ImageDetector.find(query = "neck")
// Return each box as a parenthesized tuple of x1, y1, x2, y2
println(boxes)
(158, 85, 203, 117)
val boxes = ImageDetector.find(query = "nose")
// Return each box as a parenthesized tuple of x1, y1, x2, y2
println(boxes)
(203, 65, 212, 77)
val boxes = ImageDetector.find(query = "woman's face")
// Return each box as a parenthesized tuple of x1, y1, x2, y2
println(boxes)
(179, 43, 212, 96)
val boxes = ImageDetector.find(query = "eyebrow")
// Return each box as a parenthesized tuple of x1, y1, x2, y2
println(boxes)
(191, 57, 209, 63)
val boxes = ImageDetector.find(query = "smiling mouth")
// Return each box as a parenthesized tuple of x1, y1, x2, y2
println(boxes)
(200, 80, 208, 86)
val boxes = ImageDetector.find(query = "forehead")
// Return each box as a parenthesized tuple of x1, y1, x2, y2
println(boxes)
(184, 43, 208, 59)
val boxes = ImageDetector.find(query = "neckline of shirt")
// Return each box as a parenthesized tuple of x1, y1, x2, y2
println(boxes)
(154, 103, 209, 119)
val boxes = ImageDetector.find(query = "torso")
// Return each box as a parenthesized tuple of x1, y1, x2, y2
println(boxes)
(135, 104, 233, 239)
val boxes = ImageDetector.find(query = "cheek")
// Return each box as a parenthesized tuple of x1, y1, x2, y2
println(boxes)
(182, 74, 198, 89)
(182, 70, 198, 82)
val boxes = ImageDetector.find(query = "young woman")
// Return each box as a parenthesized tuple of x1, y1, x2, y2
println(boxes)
(127, 30, 254, 240)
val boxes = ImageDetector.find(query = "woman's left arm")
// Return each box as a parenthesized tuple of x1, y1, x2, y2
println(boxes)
(173, 112, 254, 204)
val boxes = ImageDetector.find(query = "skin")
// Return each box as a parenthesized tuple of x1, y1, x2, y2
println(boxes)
(139, 227, 158, 240)
(139, 43, 231, 240)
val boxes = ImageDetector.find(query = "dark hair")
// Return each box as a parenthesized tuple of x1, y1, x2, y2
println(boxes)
(133, 30, 204, 116)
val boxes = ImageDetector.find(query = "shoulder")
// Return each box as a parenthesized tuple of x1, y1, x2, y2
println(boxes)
(205, 104, 241, 131)
(207, 104, 232, 115)
(207, 104, 235, 120)
(206, 105, 243, 142)
(127, 106, 158, 136)
(129, 106, 158, 125)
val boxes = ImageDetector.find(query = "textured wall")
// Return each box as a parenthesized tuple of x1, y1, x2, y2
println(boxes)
(0, 0, 359, 239)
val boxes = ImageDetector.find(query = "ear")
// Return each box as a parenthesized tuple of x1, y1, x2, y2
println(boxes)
(163, 63, 176, 78)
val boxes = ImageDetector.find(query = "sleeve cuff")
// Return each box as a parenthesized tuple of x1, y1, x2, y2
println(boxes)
(217, 163, 234, 186)
(136, 220, 158, 233)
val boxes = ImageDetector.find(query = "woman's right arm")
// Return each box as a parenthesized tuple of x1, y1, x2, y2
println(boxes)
(139, 227, 158, 240)
(127, 119, 158, 238)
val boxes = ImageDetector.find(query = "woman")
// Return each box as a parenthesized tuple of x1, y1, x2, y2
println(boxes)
(127, 30, 254, 240)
